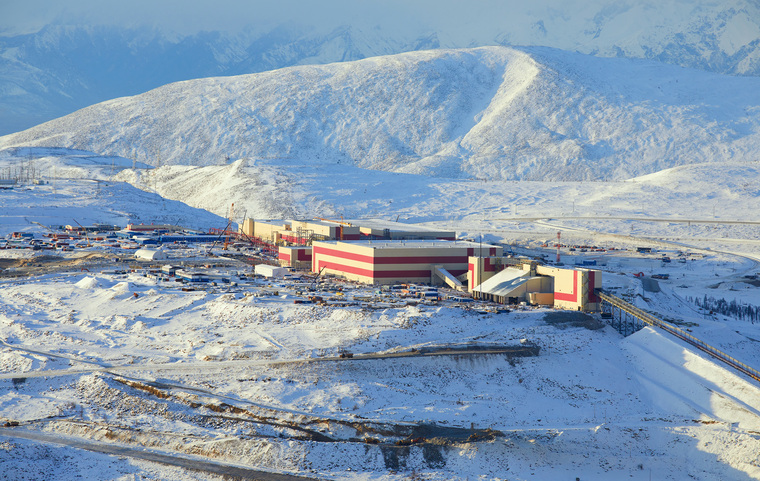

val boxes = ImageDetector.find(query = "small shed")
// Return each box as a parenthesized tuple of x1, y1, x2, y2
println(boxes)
(175, 270, 209, 282)
(255, 264, 287, 278)
(161, 264, 180, 276)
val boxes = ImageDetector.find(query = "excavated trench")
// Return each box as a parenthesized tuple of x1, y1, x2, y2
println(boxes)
(5, 372, 506, 473)
(115, 376, 505, 446)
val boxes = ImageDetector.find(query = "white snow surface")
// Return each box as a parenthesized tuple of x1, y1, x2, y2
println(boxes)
(3, 47, 760, 181)
(0, 144, 759, 479)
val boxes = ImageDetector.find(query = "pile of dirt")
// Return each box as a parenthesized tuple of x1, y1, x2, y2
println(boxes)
(542, 311, 604, 330)
(16, 255, 62, 267)
(0, 252, 118, 277)
(0, 259, 23, 269)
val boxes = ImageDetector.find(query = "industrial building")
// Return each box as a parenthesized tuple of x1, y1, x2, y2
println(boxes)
(241, 218, 456, 246)
(241, 219, 358, 244)
(64, 223, 116, 233)
(471, 264, 553, 304)
(247, 216, 601, 312)
(469, 256, 602, 312)
(124, 224, 186, 233)
(278, 246, 313, 270)
(345, 218, 456, 241)
(134, 248, 167, 261)
(311, 239, 501, 286)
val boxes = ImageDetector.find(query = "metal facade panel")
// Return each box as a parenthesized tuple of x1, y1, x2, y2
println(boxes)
(312, 240, 487, 284)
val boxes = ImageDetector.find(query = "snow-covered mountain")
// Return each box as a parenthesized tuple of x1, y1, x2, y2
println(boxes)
(2, 46, 759, 182)
(0, 23, 408, 136)
(1, 0, 759, 135)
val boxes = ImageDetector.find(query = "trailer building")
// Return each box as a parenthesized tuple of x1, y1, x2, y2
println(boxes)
(255, 264, 287, 278)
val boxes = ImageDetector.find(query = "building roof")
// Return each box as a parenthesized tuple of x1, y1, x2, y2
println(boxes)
(473, 267, 537, 297)
(345, 218, 452, 233)
(301, 219, 345, 227)
(134, 248, 167, 260)
(253, 219, 291, 226)
(314, 239, 499, 250)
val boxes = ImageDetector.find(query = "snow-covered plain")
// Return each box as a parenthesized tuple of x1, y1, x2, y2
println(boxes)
(0, 146, 759, 480)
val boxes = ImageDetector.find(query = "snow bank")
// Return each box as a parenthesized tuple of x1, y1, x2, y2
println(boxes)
(110, 282, 130, 297)
(623, 327, 760, 430)
(74, 276, 99, 289)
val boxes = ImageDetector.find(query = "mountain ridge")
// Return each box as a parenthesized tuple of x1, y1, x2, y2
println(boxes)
(1, 1, 759, 135)
(2, 46, 759, 182)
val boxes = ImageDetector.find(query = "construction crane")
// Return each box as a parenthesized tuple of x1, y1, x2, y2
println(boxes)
(225, 203, 238, 249)
(72, 219, 91, 247)
(207, 220, 232, 254)
(227, 203, 235, 225)
(315, 216, 352, 240)
(238, 208, 248, 240)
(310, 266, 326, 288)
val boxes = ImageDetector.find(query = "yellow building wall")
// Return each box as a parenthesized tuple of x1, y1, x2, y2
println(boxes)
(240, 219, 255, 237)
(253, 221, 292, 243)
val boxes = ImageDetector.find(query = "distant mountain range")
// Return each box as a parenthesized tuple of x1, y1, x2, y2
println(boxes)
(2, 46, 758, 182)
(1, 0, 759, 135)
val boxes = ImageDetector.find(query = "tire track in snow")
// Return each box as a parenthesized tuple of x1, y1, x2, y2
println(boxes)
(0, 428, 319, 481)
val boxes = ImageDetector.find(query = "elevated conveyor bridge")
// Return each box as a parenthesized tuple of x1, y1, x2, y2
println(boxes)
(597, 290, 760, 384)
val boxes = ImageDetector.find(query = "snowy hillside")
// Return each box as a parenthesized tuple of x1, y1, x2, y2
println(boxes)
(3, 47, 760, 182)
(1, 147, 760, 480)
(112, 157, 760, 228)
(0, 148, 226, 232)
(0, 23, 411, 136)
(5, 146, 760, 268)
(1, 0, 759, 135)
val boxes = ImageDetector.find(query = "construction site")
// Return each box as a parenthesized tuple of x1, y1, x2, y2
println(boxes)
(231, 217, 602, 312)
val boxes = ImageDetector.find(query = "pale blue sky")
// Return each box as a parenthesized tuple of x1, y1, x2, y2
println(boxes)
(0, 0, 497, 36)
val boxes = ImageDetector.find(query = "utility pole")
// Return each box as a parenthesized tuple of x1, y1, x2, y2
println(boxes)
(479, 233, 483, 300)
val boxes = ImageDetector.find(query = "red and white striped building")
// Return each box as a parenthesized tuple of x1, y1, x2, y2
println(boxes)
(278, 246, 313, 270)
(535, 265, 602, 311)
(311, 240, 501, 285)
(469, 256, 602, 311)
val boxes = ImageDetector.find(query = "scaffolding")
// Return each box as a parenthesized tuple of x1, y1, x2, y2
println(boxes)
(295, 227, 314, 246)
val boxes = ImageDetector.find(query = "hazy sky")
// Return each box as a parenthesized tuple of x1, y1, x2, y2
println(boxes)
(0, 0, 500, 36)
